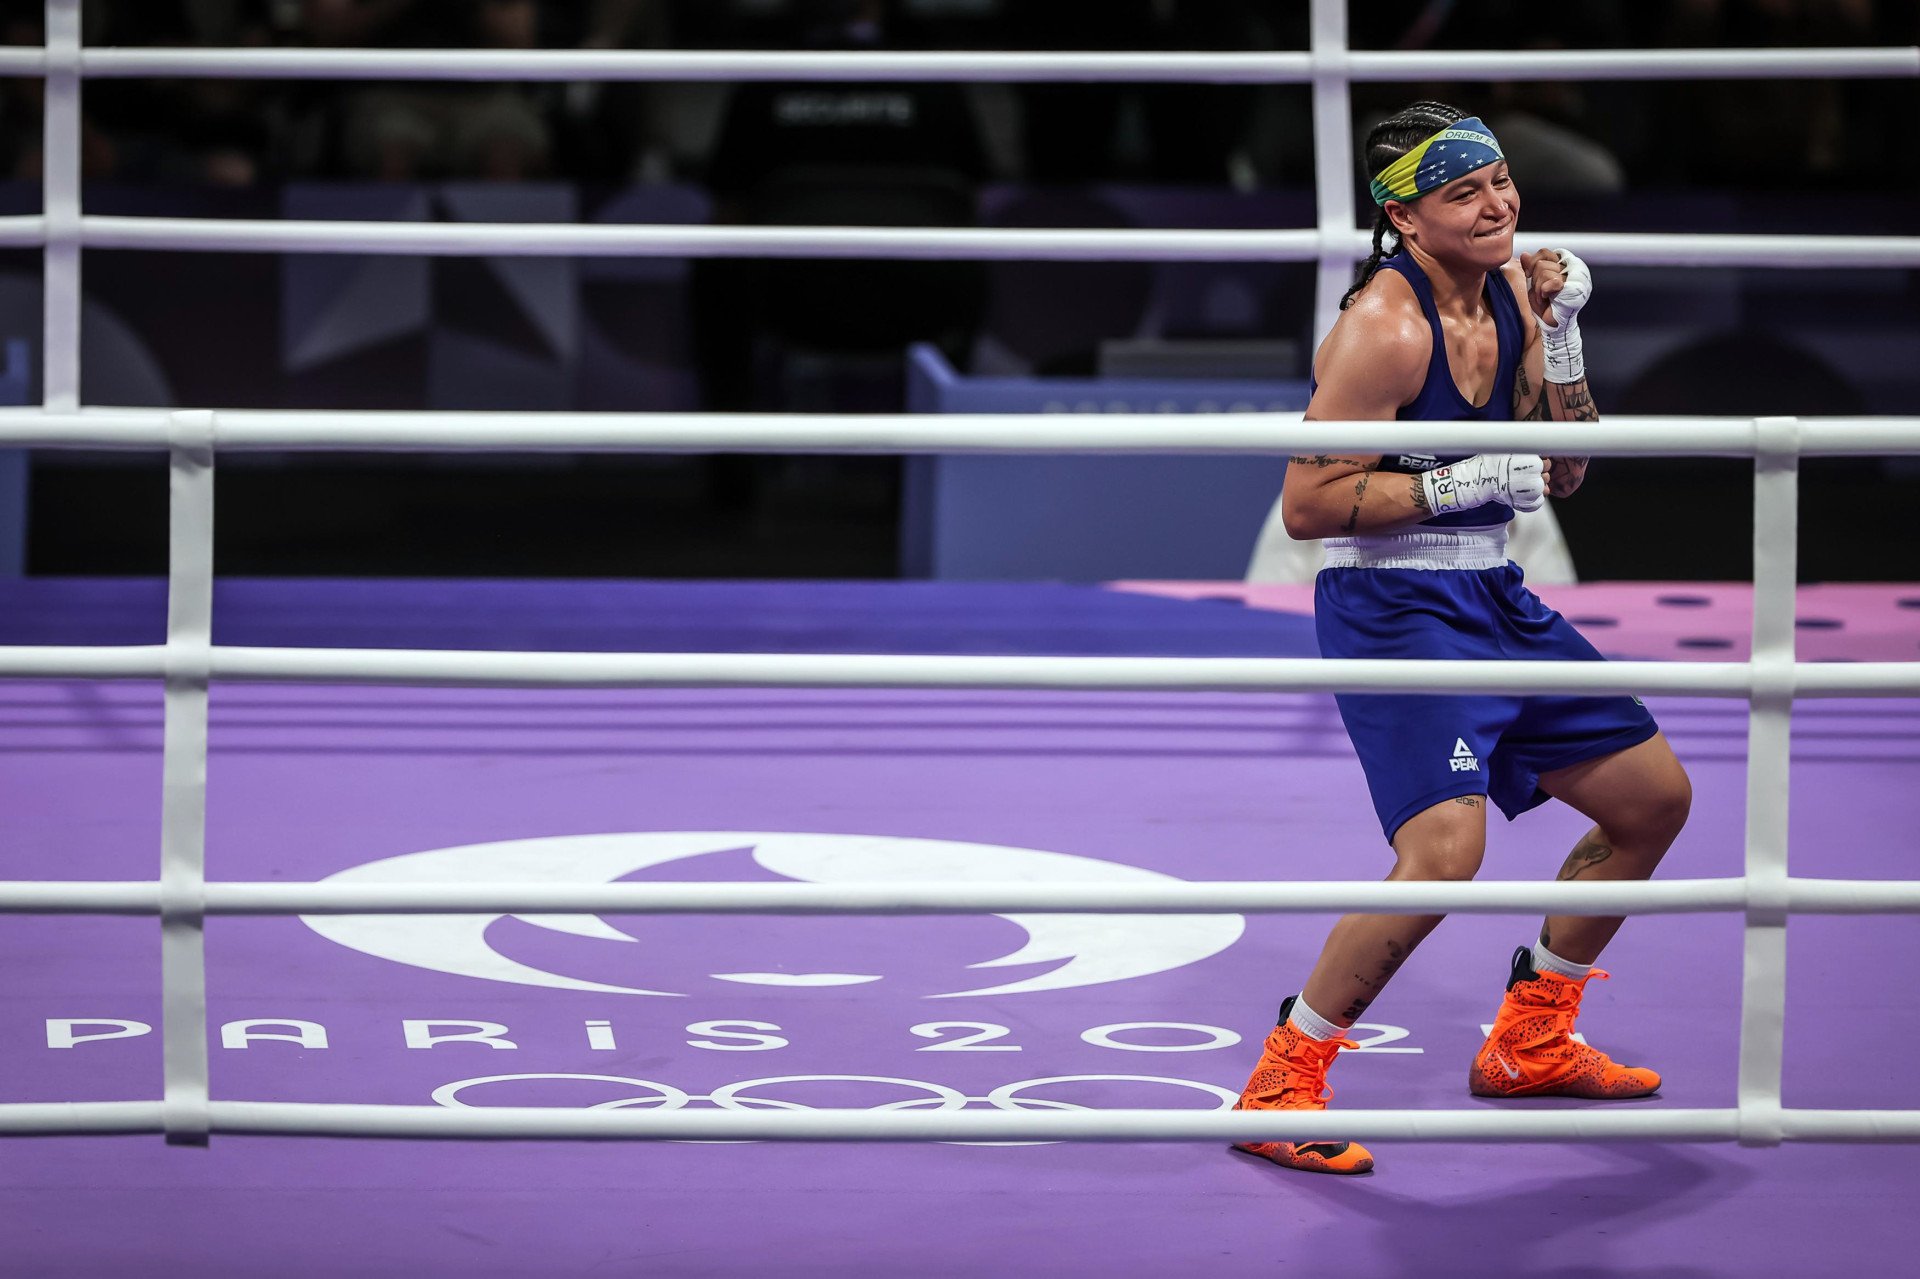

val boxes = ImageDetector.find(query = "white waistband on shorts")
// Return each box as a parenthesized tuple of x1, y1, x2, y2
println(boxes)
(1321, 525, 1510, 570)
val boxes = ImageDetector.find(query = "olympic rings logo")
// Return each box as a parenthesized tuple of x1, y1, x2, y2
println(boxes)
(432, 1072, 1239, 1145)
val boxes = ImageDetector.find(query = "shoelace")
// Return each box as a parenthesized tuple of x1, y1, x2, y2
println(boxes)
(1249, 1035, 1357, 1107)
(1517, 969, 1609, 1055)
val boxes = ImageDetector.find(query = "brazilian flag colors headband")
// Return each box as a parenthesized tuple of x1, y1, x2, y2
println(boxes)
(1369, 117, 1505, 206)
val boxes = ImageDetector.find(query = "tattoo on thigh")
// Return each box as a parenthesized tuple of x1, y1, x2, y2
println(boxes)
(1557, 837, 1614, 880)
(1453, 796, 1481, 807)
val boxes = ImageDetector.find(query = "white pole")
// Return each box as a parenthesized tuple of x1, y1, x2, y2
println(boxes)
(1736, 417, 1800, 1148)
(1309, 0, 1354, 353)
(158, 411, 216, 1145)
(41, 0, 80, 411)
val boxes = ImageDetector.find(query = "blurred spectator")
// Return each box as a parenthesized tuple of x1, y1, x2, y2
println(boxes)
(303, 0, 557, 180)
(691, 0, 990, 418)
(1003, 0, 1157, 182)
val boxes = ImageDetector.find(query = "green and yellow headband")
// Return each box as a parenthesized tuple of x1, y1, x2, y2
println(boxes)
(1369, 117, 1506, 206)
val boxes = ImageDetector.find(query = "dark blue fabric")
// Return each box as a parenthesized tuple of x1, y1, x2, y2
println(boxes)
(1314, 563, 1659, 843)
(1374, 252, 1525, 529)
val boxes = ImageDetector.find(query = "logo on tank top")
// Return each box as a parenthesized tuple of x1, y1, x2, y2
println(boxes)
(1398, 454, 1439, 471)
(1450, 739, 1481, 773)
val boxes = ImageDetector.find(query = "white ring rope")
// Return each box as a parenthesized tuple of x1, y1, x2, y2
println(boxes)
(1, 1100, 1918, 1143)
(5, 0, 1919, 1146)
(0, 646, 1916, 698)
(4, 877, 1920, 918)
(0, 410, 1915, 457)
(0, 45, 1910, 83)
(0, 217, 1912, 269)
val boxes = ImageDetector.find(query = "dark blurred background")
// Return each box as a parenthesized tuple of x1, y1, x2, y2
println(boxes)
(0, 0, 1916, 582)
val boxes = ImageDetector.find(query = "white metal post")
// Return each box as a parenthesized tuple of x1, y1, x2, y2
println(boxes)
(1737, 416, 1800, 1147)
(1308, 0, 1355, 352)
(41, 0, 80, 410)
(159, 410, 216, 1145)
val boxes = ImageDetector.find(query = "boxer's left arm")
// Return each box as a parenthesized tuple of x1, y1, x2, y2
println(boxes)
(1508, 249, 1594, 498)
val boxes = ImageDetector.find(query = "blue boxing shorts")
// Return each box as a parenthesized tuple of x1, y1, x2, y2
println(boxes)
(1315, 561, 1659, 844)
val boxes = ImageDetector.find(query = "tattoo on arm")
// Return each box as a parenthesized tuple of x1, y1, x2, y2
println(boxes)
(1556, 837, 1614, 881)
(1289, 454, 1381, 471)
(1340, 474, 1369, 533)
(1410, 475, 1431, 515)
(1551, 380, 1599, 423)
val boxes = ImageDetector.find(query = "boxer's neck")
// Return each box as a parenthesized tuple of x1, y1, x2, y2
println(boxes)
(1404, 240, 1491, 319)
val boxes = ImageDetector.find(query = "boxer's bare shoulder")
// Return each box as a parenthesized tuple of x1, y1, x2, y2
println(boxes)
(1311, 269, 1429, 417)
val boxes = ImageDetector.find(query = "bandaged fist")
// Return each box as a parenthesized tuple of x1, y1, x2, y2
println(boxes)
(1521, 248, 1591, 334)
(1421, 454, 1547, 516)
(1522, 248, 1591, 382)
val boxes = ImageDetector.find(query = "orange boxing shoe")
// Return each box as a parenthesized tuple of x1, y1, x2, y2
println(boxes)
(1470, 946, 1661, 1100)
(1230, 997, 1374, 1175)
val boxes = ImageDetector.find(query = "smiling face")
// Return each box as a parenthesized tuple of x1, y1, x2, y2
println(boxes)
(1388, 161, 1520, 272)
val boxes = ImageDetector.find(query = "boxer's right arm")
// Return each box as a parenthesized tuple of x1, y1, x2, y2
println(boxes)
(1281, 299, 1432, 540)
(1283, 289, 1550, 540)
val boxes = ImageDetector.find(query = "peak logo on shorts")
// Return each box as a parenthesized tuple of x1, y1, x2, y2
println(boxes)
(1449, 738, 1481, 772)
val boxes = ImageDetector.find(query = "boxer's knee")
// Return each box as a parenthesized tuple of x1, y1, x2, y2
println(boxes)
(1391, 796, 1488, 881)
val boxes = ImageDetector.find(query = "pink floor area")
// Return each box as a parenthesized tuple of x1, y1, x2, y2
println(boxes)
(1111, 582, 1920, 663)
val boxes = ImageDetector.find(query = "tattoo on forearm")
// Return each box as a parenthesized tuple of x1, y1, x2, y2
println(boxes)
(1551, 380, 1599, 423)
(1410, 476, 1431, 515)
(1340, 474, 1369, 533)
(1521, 393, 1552, 421)
(1556, 837, 1614, 881)
(1289, 454, 1381, 471)
(1512, 362, 1531, 412)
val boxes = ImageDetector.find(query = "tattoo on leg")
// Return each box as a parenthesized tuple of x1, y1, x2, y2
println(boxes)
(1556, 837, 1614, 881)
(1340, 473, 1369, 533)
(1540, 926, 1551, 950)
(1340, 998, 1370, 1021)
(1453, 795, 1481, 807)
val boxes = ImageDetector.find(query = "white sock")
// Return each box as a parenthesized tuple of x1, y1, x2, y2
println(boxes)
(1286, 993, 1347, 1041)
(1531, 939, 1594, 981)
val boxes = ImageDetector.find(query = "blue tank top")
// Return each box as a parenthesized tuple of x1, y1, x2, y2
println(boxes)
(1310, 251, 1526, 529)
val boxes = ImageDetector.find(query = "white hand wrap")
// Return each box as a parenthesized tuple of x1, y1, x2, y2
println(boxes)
(1538, 248, 1591, 384)
(1420, 454, 1547, 516)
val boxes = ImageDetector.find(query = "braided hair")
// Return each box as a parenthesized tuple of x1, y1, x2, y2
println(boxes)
(1339, 100, 1468, 311)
